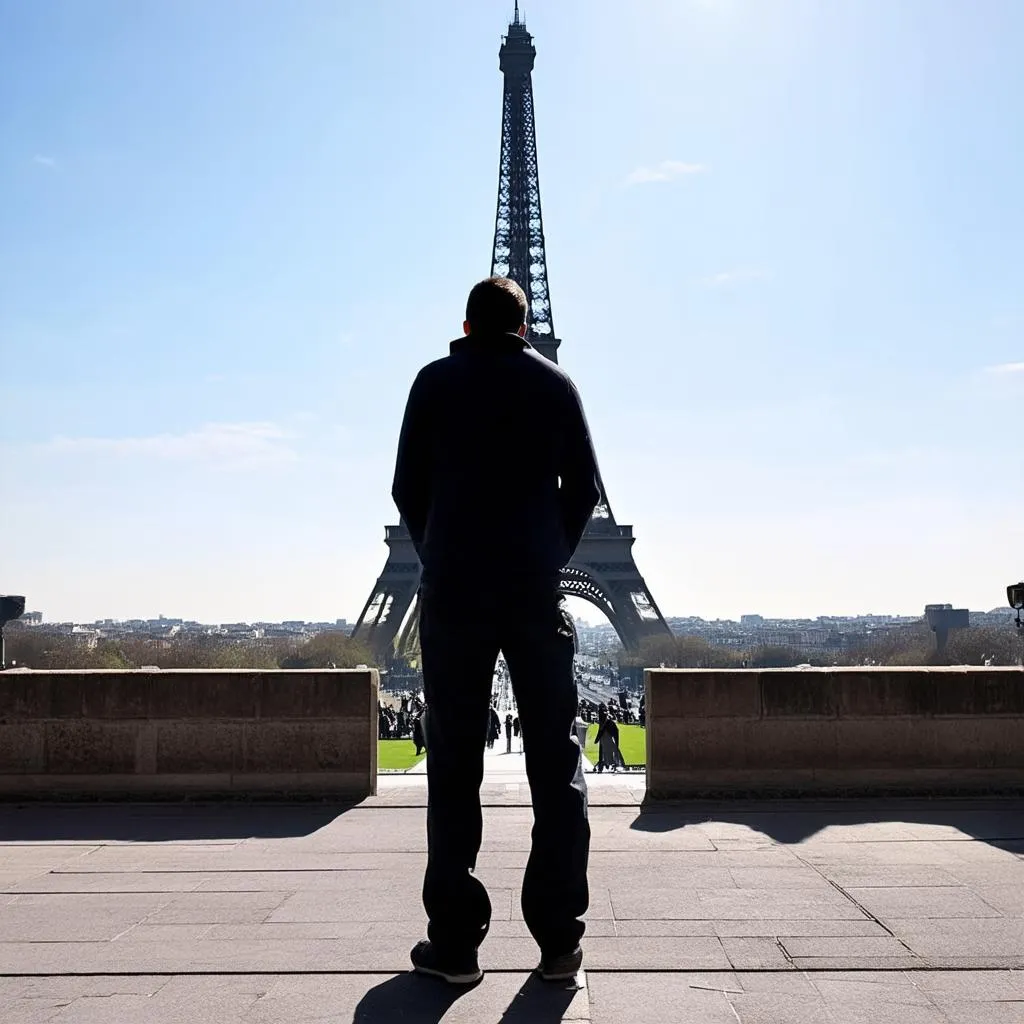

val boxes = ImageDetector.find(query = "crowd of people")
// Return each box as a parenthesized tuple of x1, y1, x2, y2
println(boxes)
(577, 691, 644, 727)
(378, 669, 645, 769)
(378, 692, 425, 741)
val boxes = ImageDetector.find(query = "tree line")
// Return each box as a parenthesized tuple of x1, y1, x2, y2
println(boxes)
(7, 621, 1020, 671)
(5, 629, 374, 671)
(623, 623, 1022, 670)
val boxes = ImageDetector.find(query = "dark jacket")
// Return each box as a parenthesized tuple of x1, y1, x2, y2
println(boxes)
(391, 331, 602, 585)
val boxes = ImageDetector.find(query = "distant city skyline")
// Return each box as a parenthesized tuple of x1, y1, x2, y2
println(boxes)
(2, 1, 1022, 625)
(15, 601, 1016, 630)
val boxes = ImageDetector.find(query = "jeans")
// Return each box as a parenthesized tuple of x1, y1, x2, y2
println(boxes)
(418, 579, 590, 956)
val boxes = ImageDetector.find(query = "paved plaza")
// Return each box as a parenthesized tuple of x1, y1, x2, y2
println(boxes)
(1, 745, 1023, 1021)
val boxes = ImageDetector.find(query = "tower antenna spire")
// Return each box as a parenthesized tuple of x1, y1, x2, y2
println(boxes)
(514, 1, 519, 24)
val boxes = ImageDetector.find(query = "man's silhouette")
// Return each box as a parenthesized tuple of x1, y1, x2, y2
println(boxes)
(392, 277, 601, 986)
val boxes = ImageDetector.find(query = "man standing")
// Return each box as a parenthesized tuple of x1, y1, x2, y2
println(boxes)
(487, 705, 501, 750)
(392, 277, 601, 986)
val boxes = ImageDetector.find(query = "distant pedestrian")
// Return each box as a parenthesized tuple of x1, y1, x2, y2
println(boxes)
(512, 715, 521, 751)
(487, 706, 501, 749)
(595, 707, 624, 773)
(505, 713, 513, 753)
(391, 277, 600, 985)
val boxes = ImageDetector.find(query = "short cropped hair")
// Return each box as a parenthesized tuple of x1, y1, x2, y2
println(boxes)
(465, 277, 528, 333)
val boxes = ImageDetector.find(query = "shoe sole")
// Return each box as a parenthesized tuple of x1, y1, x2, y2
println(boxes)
(413, 963, 483, 985)
(539, 969, 580, 982)
(537, 961, 583, 982)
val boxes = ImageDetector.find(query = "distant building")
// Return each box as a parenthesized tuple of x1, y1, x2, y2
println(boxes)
(740, 614, 764, 626)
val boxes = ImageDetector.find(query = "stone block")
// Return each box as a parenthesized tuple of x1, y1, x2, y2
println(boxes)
(0, 723, 44, 772)
(148, 672, 258, 719)
(649, 719, 743, 770)
(258, 670, 374, 719)
(720, 935, 793, 969)
(835, 670, 937, 718)
(44, 721, 137, 774)
(844, 886, 1001, 921)
(835, 719, 934, 768)
(760, 672, 836, 718)
(928, 719, 1024, 768)
(80, 673, 150, 719)
(931, 670, 1024, 716)
(47, 673, 87, 718)
(0, 674, 51, 718)
(646, 670, 760, 718)
(646, 667, 1024, 798)
(156, 722, 244, 773)
(243, 720, 368, 772)
(652, 718, 840, 772)
(779, 936, 914, 957)
(0, 669, 378, 797)
(741, 719, 837, 770)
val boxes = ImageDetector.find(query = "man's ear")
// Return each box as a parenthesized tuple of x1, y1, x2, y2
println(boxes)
(463, 320, 471, 336)
(516, 323, 527, 338)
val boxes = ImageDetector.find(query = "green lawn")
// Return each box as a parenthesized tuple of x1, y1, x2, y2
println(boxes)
(377, 739, 426, 772)
(583, 723, 646, 768)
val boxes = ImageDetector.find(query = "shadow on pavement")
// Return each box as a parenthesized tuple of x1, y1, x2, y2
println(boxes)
(0, 802, 353, 842)
(497, 974, 581, 1022)
(630, 798, 1024, 848)
(351, 973, 580, 1023)
(352, 973, 475, 1022)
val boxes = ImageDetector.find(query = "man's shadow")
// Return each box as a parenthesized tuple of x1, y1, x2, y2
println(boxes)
(352, 973, 467, 1023)
(353, 973, 579, 1023)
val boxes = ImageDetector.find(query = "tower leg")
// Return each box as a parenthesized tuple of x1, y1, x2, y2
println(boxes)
(350, 524, 421, 665)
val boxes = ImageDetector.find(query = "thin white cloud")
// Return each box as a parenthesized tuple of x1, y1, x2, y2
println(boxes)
(41, 422, 298, 466)
(32, 155, 57, 169)
(625, 160, 707, 186)
(986, 362, 1024, 375)
(698, 268, 768, 288)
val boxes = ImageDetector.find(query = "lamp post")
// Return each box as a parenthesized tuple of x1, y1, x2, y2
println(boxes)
(1008, 583, 1024, 631)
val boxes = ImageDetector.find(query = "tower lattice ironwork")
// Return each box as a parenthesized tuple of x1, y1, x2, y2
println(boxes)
(352, 7, 672, 664)
(490, 5, 558, 362)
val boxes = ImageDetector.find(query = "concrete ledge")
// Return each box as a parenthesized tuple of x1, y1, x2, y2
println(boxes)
(646, 667, 1024, 798)
(0, 669, 379, 800)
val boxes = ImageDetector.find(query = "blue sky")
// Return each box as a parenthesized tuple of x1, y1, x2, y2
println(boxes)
(1, 0, 1021, 625)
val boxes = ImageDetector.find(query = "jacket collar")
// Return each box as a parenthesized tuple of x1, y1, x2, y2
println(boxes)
(449, 331, 532, 355)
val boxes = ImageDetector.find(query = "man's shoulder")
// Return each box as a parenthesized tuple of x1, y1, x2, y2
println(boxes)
(414, 344, 576, 387)
(415, 355, 452, 379)
(522, 345, 575, 383)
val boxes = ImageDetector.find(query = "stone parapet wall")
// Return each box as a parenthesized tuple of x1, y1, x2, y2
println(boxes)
(645, 666, 1024, 798)
(0, 669, 378, 799)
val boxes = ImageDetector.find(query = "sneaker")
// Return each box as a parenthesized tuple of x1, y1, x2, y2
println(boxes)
(410, 940, 482, 985)
(538, 945, 583, 982)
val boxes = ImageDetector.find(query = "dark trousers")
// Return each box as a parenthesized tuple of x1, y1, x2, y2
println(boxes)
(418, 580, 590, 956)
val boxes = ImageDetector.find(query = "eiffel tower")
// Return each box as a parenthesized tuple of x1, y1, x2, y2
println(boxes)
(352, 6, 672, 664)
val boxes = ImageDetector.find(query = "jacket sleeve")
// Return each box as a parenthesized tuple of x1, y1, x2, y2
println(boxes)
(558, 379, 603, 555)
(391, 369, 432, 557)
